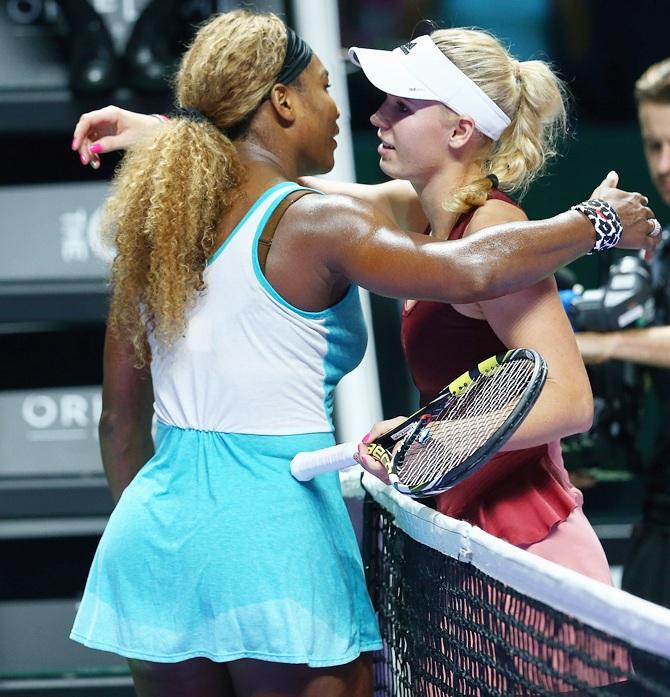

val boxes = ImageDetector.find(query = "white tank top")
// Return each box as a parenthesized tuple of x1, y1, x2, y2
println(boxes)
(149, 182, 368, 435)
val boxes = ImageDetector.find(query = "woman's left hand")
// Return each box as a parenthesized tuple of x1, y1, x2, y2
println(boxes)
(72, 106, 163, 169)
(354, 416, 406, 485)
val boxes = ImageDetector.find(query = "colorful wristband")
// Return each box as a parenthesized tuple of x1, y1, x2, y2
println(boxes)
(570, 199, 623, 254)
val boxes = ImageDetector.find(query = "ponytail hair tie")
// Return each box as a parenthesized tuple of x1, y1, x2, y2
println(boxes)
(173, 106, 210, 125)
(410, 18, 439, 39)
(486, 173, 499, 189)
(172, 105, 231, 137)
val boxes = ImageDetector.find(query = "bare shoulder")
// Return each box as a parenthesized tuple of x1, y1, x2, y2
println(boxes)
(273, 190, 417, 285)
(298, 190, 390, 223)
(465, 197, 528, 236)
(283, 191, 399, 245)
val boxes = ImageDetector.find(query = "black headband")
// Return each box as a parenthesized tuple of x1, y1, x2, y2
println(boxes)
(276, 26, 313, 85)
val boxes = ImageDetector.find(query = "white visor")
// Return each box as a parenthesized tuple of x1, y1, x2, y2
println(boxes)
(348, 35, 511, 141)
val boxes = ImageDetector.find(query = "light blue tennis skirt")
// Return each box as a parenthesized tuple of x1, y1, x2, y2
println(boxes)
(70, 422, 381, 666)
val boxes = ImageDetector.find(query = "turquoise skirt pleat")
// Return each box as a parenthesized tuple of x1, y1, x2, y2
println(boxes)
(70, 423, 381, 666)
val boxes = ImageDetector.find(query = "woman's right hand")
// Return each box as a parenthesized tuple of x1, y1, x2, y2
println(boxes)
(355, 416, 407, 486)
(71, 106, 164, 169)
(590, 170, 660, 257)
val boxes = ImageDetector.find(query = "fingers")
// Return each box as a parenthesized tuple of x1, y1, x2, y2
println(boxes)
(71, 112, 94, 153)
(641, 199, 661, 239)
(629, 192, 650, 207)
(602, 170, 619, 188)
(644, 236, 661, 258)
(648, 218, 662, 238)
(72, 106, 116, 150)
(644, 220, 662, 258)
(71, 105, 122, 169)
(591, 170, 620, 199)
(366, 416, 407, 443)
(88, 135, 122, 161)
(356, 443, 392, 485)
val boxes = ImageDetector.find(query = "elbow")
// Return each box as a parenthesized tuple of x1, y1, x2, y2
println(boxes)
(455, 242, 522, 303)
(98, 408, 117, 440)
(98, 404, 153, 451)
(568, 393, 594, 436)
(453, 254, 500, 303)
(98, 407, 133, 444)
(575, 408, 594, 436)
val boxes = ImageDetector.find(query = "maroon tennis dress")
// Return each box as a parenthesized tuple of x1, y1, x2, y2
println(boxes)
(401, 190, 612, 582)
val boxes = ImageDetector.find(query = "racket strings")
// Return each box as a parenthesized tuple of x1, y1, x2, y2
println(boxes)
(395, 359, 535, 489)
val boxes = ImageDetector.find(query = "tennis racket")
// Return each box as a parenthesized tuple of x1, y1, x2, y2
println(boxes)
(291, 348, 547, 498)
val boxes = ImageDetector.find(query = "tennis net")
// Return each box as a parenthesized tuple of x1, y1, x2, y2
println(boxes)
(356, 473, 670, 697)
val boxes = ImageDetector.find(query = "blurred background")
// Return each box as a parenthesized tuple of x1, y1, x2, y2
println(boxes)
(1, 1, 669, 694)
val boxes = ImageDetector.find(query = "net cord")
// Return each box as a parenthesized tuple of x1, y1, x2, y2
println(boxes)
(356, 471, 670, 661)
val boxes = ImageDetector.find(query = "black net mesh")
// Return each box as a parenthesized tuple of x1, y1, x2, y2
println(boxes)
(364, 497, 670, 697)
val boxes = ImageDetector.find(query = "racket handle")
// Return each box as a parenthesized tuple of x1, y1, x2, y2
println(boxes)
(290, 441, 358, 481)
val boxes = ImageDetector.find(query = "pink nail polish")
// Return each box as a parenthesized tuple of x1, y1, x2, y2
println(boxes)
(89, 143, 102, 154)
(71, 138, 77, 150)
(362, 432, 372, 443)
(80, 154, 87, 165)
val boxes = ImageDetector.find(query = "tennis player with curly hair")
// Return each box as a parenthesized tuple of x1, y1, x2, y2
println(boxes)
(69, 11, 657, 697)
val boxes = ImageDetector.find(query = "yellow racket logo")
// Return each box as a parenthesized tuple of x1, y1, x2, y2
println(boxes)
(367, 443, 392, 471)
(448, 353, 507, 396)
(449, 375, 473, 395)
(477, 354, 502, 374)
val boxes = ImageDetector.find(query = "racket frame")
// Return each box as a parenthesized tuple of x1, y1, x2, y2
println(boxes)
(368, 348, 547, 497)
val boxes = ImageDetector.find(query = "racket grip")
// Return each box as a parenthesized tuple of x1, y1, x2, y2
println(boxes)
(290, 441, 359, 481)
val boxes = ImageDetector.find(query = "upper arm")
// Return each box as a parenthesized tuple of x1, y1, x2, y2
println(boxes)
(480, 277, 595, 443)
(466, 199, 591, 399)
(481, 277, 589, 387)
(99, 326, 154, 501)
(295, 193, 596, 307)
(299, 194, 492, 303)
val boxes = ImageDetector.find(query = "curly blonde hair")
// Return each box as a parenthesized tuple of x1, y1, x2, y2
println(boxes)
(105, 10, 288, 364)
(430, 28, 568, 213)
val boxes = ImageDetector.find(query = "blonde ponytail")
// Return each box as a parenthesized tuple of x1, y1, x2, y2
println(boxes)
(491, 59, 567, 198)
(431, 28, 568, 214)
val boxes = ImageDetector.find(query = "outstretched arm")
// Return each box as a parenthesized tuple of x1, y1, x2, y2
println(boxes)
(309, 178, 657, 306)
(71, 107, 429, 231)
(71, 107, 659, 261)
